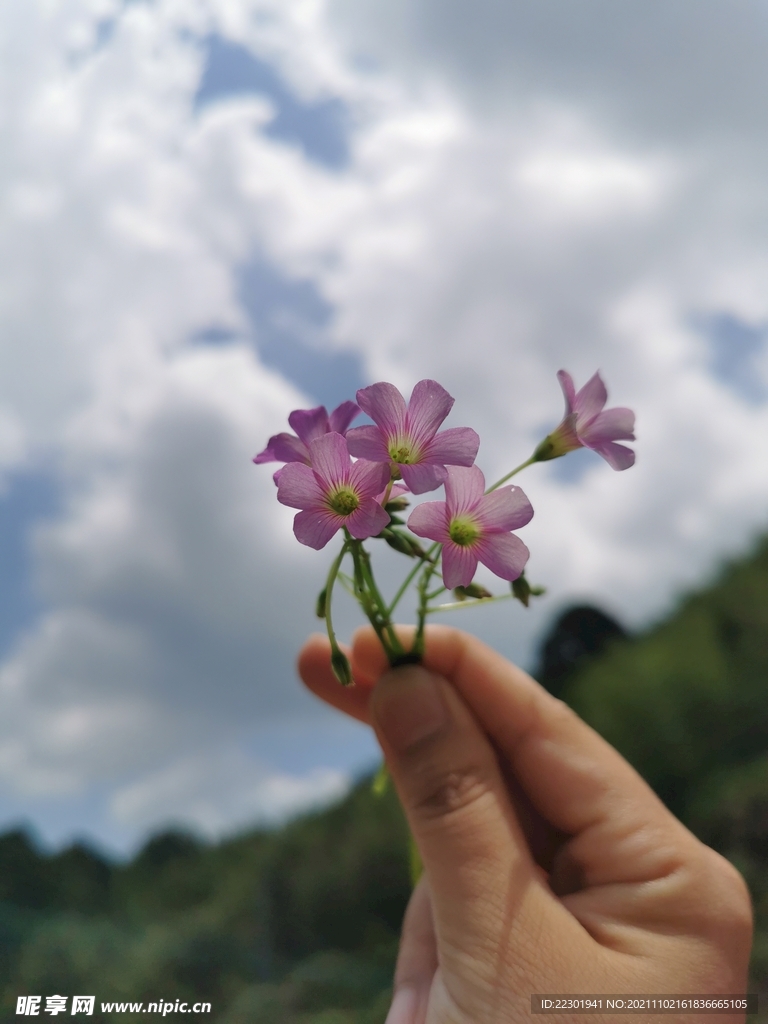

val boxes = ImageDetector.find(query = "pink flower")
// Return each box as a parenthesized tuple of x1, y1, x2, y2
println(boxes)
(253, 401, 360, 481)
(537, 371, 635, 470)
(345, 380, 479, 494)
(277, 433, 391, 549)
(407, 465, 533, 589)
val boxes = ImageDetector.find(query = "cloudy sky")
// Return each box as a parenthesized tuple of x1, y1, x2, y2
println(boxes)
(2, 0, 768, 856)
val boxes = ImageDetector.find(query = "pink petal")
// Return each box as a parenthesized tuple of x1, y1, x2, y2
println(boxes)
(557, 370, 577, 415)
(475, 533, 530, 581)
(588, 440, 636, 471)
(424, 427, 480, 468)
(307, 433, 351, 491)
(346, 499, 391, 539)
(441, 543, 478, 589)
(328, 401, 360, 435)
(443, 465, 485, 516)
(348, 459, 391, 499)
(573, 371, 608, 425)
(293, 508, 344, 549)
(400, 462, 447, 494)
(345, 424, 391, 462)
(288, 406, 329, 445)
(404, 380, 454, 447)
(475, 485, 534, 532)
(277, 463, 324, 510)
(407, 501, 450, 542)
(580, 406, 635, 444)
(253, 432, 308, 465)
(356, 382, 407, 437)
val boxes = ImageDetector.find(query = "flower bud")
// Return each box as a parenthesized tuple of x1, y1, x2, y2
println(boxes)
(511, 573, 546, 607)
(315, 587, 327, 619)
(382, 529, 428, 559)
(453, 583, 493, 601)
(331, 647, 353, 686)
(385, 496, 410, 513)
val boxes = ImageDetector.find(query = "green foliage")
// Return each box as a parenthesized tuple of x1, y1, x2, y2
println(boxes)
(565, 537, 768, 820)
(0, 781, 406, 1021)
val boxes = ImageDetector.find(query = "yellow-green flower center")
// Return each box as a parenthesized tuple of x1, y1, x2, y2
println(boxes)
(328, 487, 359, 516)
(388, 439, 417, 464)
(448, 516, 480, 546)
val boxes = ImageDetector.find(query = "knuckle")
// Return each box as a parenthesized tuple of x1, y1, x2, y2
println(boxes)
(702, 847, 754, 934)
(412, 762, 493, 822)
(677, 842, 754, 953)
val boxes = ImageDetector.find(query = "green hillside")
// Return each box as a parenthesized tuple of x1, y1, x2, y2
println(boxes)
(0, 783, 410, 1022)
(3, 535, 768, 1019)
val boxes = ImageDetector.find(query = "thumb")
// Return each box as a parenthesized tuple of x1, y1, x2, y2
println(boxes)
(370, 664, 551, 975)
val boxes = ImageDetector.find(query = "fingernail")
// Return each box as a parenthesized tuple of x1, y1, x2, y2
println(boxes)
(385, 986, 420, 1023)
(373, 666, 450, 753)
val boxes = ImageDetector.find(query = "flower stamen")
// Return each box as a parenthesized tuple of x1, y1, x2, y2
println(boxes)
(328, 487, 360, 516)
(389, 442, 415, 464)
(448, 516, 480, 546)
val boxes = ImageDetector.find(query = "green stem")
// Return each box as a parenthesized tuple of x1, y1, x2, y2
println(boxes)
(324, 540, 353, 683)
(349, 541, 379, 626)
(485, 454, 537, 493)
(337, 572, 357, 598)
(387, 542, 440, 617)
(359, 543, 404, 656)
(427, 593, 514, 614)
(324, 542, 350, 643)
(411, 547, 441, 658)
(348, 538, 403, 662)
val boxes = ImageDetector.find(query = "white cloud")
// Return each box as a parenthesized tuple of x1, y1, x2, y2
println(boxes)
(111, 750, 349, 838)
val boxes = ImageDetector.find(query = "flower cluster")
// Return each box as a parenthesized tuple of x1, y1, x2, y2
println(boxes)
(255, 372, 634, 678)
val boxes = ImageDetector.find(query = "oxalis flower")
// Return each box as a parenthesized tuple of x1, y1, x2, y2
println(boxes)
(345, 380, 479, 494)
(407, 465, 533, 589)
(535, 370, 635, 470)
(277, 432, 391, 549)
(253, 401, 360, 482)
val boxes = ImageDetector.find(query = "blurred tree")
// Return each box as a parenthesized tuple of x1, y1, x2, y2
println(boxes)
(534, 604, 627, 698)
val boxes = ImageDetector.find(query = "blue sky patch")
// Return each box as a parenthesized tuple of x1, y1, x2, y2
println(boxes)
(235, 256, 366, 408)
(696, 311, 768, 404)
(0, 471, 58, 659)
(196, 35, 350, 170)
(547, 444, 596, 485)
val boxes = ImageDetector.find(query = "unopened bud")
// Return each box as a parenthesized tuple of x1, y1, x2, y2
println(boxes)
(331, 648, 353, 686)
(383, 529, 426, 559)
(315, 587, 327, 619)
(453, 583, 493, 601)
(511, 573, 546, 607)
(385, 496, 410, 513)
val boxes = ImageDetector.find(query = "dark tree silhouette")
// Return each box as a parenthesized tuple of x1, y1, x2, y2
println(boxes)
(535, 604, 627, 699)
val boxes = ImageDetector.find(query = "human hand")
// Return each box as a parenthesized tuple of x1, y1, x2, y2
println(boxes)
(299, 626, 752, 1024)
